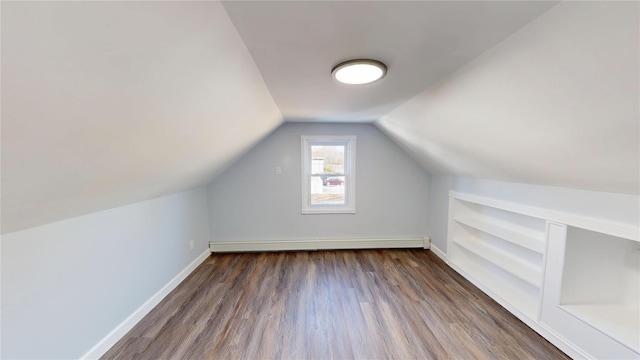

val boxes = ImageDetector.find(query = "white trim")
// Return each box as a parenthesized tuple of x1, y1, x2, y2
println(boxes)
(429, 243, 448, 263)
(450, 191, 638, 241)
(446, 260, 591, 360)
(422, 236, 431, 249)
(81, 249, 211, 360)
(537, 322, 595, 360)
(210, 237, 425, 252)
(301, 135, 356, 214)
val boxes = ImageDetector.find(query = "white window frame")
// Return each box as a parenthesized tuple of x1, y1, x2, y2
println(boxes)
(301, 135, 356, 214)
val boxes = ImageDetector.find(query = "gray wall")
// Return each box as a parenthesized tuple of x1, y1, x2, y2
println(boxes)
(1, 188, 211, 359)
(208, 123, 431, 240)
(427, 175, 640, 253)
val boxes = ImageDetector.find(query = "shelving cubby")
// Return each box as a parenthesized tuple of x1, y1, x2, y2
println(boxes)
(447, 192, 547, 321)
(559, 226, 639, 354)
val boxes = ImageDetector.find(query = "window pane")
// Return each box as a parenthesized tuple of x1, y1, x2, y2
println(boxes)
(301, 135, 355, 214)
(310, 175, 345, 205)
(311, 145, 345, 175)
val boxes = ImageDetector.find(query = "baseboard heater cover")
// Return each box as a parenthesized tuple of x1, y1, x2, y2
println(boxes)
(210, 237, 430, 252)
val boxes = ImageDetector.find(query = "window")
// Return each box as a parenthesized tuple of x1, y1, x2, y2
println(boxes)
(301, 136, 356, 214)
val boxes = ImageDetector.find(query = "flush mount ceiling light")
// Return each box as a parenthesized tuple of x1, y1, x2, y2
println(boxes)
(331, 59, 387, 85)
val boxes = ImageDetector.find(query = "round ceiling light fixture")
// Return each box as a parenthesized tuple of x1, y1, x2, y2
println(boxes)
(331, 59, 387, 85)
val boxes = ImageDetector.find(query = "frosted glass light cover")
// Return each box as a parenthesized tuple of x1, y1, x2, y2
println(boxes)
(332, 60, 386, 85)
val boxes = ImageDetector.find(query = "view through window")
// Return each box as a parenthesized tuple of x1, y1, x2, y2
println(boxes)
(301, 136, 356, 214)
(311, 145, 345, 205)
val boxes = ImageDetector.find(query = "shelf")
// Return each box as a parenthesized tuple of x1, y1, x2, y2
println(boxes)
(453, 237, 542, 288)
(448, 193, 546, 322)
(560, 303, 640, 353)
(451, 256, 539, 319)
(451, 191, 639, 242)
(454, 217, 545, 254)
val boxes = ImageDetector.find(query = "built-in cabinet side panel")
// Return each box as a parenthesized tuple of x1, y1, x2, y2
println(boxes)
(445, 191, 456, 259)
(538, 222, 590, 359)
(542, 222, 567, 314)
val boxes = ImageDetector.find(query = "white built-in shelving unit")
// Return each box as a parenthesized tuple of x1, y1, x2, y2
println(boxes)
(447, 191, 640, 360)
(447, 192, 547, 321)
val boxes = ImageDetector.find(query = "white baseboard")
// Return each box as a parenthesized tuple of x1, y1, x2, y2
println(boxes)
(446, 258, 591, 360)
(429, 244, 448, 263)
(81, 249, 211, 360)
(210, 237, 428, 252)
(537, 322, 595, 360)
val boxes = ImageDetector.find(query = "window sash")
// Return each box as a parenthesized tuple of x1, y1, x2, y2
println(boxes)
(301, 136, 356, 214)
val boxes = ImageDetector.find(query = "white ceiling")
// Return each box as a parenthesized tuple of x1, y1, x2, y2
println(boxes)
(223, 0, 558, 122)
(2, 1, 637, 234)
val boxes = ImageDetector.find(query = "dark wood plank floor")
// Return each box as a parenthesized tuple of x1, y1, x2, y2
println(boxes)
(102, 249, 569, 360)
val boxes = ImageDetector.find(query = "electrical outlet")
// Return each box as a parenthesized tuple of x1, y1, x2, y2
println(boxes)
(189, 240, 195, 251)
(275, 166, 282, 175)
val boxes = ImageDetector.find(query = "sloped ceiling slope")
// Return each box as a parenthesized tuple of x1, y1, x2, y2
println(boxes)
(223, 0, 558, 122)
(377, 1, 639, 195)
(1, 1, 282, 234)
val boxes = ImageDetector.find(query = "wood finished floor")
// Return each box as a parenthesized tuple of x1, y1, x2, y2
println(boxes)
(102, 249, 569, 360)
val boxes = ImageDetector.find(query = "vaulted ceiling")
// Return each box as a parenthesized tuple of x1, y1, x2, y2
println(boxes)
(2, 1, 638, 234)
(377, 1, 639, 195)
(222, 1, 557, 122)
(1, 1, 282, 233)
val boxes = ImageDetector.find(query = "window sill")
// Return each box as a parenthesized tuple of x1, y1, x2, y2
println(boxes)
(301, 208, 356, 215)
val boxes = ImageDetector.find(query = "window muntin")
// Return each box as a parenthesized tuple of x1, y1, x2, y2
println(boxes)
(302, 136, 356, 214)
